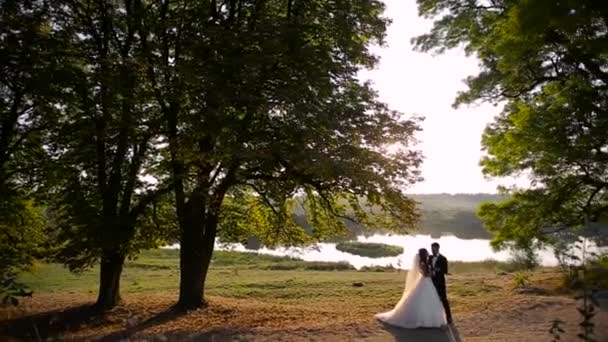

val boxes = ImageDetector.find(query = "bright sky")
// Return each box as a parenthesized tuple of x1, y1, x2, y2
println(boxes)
(359, 0, 518, 194)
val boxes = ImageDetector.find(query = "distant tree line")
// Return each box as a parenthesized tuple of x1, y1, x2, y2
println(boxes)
(237, 193, 504, 247)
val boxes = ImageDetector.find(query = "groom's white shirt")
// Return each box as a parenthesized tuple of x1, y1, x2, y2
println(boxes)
(431, 255, 438, 275)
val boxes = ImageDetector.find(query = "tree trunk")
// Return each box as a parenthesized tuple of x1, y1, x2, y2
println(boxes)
(177, 228, 206, 309)
(95, 251, 126, 311)
(177, 202, 218, 310)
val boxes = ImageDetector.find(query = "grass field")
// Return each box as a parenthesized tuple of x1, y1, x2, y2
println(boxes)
(18, 249, 513, 296)
(2, 249, 607, 341)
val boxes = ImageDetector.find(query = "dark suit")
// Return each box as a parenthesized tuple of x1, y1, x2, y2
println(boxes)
(428, 254, 452, 323)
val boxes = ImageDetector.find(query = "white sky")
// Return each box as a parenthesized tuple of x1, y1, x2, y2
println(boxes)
(359, 0, 523, 194)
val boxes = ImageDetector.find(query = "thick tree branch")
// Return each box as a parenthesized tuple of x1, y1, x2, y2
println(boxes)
(500, 76, 559, 98)
(315, 190, 359, 224)
(129, 184, 173, 220)
(0, 91, 24, 166)
(119, 134, 152, 216)
(247, 182, 280, 217)
(3, 122, 46, 164)
(136, 0, 187, 224)
(541, 224, 571, 235)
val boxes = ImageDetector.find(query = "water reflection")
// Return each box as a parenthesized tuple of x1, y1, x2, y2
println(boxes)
(164, 234, 605, 270)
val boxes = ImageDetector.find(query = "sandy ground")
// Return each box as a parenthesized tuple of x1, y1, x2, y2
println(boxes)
(1, 291, 607, 342)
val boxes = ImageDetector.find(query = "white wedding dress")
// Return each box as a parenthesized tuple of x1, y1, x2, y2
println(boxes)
(375, 254, 447, 328)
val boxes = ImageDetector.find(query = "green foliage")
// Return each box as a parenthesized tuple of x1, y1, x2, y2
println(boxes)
(212, 250, 357, 271)
(141, 0, 423, 241)
(131, 0, 425, 307)
(220, 193, 497, 249)
(0, 197, 46, 268)
(506, 242, 540, 271)
(512, 272, 530, 289)
(285, 193, 504, 243)
(587, 254, 608, 289)
(263, 261, 355, 271)
(0, 0, 68, 305)
(417, 194, 498, 239)
(562, 253, 608, 291)
(478, 194, 556, 249)
(219, 194, 318, 248)
(550, 238, 602, 341)
(0, 269, 32, 306)
(0, 194, 45, 306)
(35, 0, 176, 277)
(0, 0, 67, 187)
(359, 265, 398, 272)
(414, 4, 607, 337)
(336, 241, 403, 258)
(3, 0, 423, 309)
(414, 0, 608, 249)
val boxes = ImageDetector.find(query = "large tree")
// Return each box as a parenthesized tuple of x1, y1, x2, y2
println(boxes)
(413, 0, 608, 249)
(0, 0, 66, 303)
(43, 0, 175, 310)
(138, 0, 423, 309)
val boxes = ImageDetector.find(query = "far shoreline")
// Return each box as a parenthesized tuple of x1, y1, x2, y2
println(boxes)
(160, 234, 606, 270)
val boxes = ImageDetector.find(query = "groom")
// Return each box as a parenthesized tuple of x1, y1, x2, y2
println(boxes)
(429, 242, 453, 324)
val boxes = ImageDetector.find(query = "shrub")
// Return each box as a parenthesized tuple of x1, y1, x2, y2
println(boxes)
(359, 265, 397, 272)
(263, 261, 355, 271)
(0, 197, 45, 306)
(504, 245, 540, 272)
(551, 243, 604, 341)
(561, 253, 608, 291)
(512, 272, 530, 289)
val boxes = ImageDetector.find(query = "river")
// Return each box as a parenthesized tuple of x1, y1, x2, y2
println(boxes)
(163, 234, 606, 269)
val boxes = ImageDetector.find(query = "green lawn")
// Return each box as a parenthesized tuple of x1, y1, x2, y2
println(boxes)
(20, 249, 520, 304)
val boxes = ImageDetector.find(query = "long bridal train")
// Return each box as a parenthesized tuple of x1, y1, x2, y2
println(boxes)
(375, 250, 447, 329)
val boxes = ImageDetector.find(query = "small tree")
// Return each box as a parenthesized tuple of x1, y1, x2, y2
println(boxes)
(0, 197, 45, 305)
(507, 241, 540, 271)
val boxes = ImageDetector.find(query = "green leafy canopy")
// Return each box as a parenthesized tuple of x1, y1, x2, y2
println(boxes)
(414, 0, 608, 248)
(139, 0, 425, 248)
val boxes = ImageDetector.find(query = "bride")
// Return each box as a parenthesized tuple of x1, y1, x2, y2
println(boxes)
(375, 248, 447, 328)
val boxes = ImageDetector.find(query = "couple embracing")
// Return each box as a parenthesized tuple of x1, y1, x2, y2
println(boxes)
(376, 242, 453, 328)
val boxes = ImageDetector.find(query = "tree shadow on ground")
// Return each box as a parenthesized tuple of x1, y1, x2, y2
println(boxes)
(514, 286, 568, 297)
(379, 322, 462, 342)
(137, 327, 257, 341)
(98, 305, 190, 341)
(0, 304, 101, 340)
(0, 302, 245, 342)
(594, 290, 608, 312)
